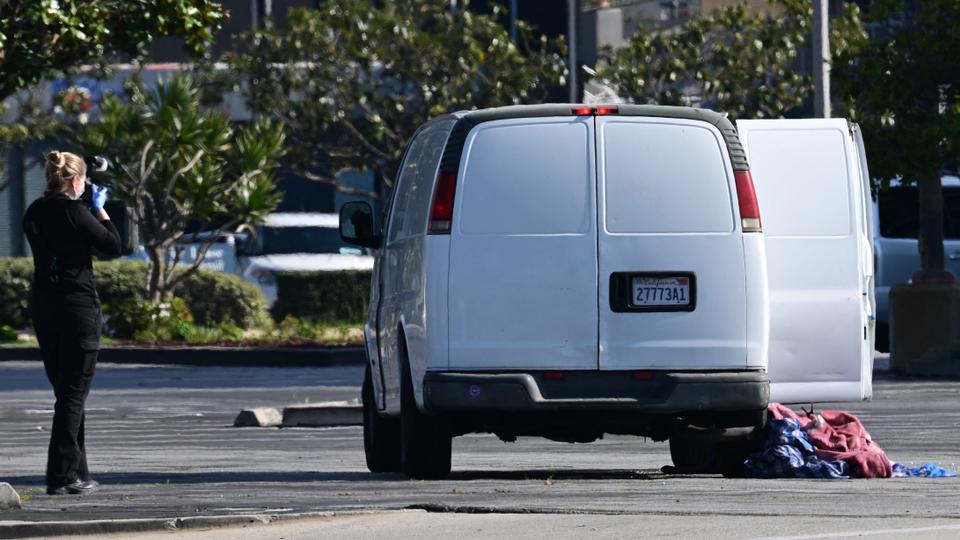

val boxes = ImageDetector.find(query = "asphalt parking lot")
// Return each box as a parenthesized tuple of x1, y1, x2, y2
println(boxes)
(1, 358, 959, 538)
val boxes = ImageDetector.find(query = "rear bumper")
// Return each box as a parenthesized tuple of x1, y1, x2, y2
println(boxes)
(422, 370, 769, 414)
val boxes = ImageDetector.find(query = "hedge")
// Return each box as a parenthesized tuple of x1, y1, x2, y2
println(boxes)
(0, 258, 268, 329)
(271, 270, 372, 324)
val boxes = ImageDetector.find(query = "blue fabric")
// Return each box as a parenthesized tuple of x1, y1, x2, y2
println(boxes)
(743, 418, 850, 479)
(892, 462, 957, 478)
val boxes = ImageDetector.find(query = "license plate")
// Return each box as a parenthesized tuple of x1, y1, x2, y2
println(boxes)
(631, 276, 691, 307)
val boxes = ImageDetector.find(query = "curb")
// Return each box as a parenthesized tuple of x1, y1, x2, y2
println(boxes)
(282, 401, 362, 427)
(0, 346, 365, 367)
(0, 509, 411, 539)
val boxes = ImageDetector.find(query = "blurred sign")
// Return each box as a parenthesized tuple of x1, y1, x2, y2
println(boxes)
(172, 243, 237, 274)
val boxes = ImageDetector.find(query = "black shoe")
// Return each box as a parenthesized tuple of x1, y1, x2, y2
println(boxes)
(47, 479, 99, 495)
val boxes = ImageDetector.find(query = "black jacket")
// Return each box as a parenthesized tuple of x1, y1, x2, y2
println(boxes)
(23, 194, 122, 306)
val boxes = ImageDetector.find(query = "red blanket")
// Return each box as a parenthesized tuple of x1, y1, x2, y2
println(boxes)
(769, 403, 893, 478)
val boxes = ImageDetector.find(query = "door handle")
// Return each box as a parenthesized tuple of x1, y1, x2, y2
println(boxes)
(950, 251, 960, 261)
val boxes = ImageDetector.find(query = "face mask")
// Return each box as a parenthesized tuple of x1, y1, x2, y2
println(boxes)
(72, 178, 85, 199)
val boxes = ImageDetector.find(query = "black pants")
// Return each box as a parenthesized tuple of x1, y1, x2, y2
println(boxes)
(32, 298, 101, 487)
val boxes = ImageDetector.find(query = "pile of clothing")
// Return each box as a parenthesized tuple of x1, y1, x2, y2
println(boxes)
(743, 403, 956, 479)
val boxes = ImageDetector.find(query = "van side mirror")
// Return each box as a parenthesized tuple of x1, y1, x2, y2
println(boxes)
(340, 201, 382, 249)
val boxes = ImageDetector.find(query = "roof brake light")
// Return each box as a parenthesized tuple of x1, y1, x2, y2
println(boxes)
(572, 106, 593, 115)
(595, 105, 619, 115)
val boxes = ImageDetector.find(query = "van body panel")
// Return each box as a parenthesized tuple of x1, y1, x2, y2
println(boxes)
(742, 234, 770, 368)
(737, 119, 872, 403)
(448, 117, 599, 370)
(378, 118, 456, 413)
(596, 117, 750, 370)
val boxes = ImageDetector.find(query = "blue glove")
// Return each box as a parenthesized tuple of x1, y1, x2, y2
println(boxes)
(90, 183, 109, 211)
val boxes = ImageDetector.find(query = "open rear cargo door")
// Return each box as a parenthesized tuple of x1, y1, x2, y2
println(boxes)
(737, 119, 873, 403)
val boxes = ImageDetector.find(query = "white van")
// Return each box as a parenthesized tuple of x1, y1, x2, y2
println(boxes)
(340, 105, 874, 479)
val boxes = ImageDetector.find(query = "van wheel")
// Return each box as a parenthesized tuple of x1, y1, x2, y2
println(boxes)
(669, 424, 759, 476)
(400, 350, 452, 480)
(362, 365, 401, 473)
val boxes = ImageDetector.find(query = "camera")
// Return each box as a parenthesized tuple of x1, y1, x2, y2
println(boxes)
(83, 155, 109, 174)
(80, 155, 109, 208)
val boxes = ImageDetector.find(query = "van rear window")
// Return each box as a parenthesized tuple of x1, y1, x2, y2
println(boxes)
(602, 121, 733, 234)
(878, 186, 960, 239)
(458, 121, 592, 235)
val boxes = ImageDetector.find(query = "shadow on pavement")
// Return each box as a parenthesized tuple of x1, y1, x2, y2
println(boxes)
(5, 468, 666, 487)
(449, 469, 662, 481)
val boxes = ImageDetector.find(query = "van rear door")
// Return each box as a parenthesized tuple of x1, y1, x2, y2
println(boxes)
(447, 117, 598, 370)
(596, 116, 749, 370)
(737, 119, 873, 403)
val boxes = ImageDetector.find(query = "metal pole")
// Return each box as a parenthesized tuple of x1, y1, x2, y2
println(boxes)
(509, 0, 518, 43)
(568, 0, 578, 103)
(812, 0, 830, 118)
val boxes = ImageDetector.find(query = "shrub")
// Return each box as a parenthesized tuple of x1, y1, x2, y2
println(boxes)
(0, 257, 269, 331)
(106, 296, 194, 341)
(274, 316, 364, 346)
(172, 269, 269, 328)
(0, 324, 18, 343)
(271, 270, 371, 324)
(0, 258, 33, 329)
(93, 259, 151, 308)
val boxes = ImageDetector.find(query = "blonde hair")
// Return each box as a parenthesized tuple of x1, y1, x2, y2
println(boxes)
(44, 151, 86, 198)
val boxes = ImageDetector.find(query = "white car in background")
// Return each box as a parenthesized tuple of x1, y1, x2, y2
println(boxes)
(237, 212, 375, 304)
(872, 176, 960, 351)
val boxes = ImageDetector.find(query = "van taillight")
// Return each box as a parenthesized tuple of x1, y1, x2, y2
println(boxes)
(428, 170, 458, 234)
(734, 170, 762, 233)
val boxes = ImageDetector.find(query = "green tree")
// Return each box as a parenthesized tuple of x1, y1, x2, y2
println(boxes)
(595, 0, 865, 120)
(834, 0, 960, 281)
(0, 0, 226, 102)
(229, 1, 566, 197)
(73, 76, 285, 301)
(0, 0, 227, 255)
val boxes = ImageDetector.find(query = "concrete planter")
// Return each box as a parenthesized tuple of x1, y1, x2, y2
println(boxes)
(890, 281, 960, 374)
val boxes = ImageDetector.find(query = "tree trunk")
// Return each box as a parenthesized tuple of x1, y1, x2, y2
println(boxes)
(914, 171, 955, 284)
(147, 245, 167, 303)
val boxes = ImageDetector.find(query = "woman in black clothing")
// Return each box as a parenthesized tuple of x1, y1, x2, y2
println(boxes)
(23, 151, 121, 495)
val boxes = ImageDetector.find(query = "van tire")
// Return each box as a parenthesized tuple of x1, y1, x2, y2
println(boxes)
(362, 365, 401, 473)
(669, 424, 759, 475)
(400, 350, 452, 480)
